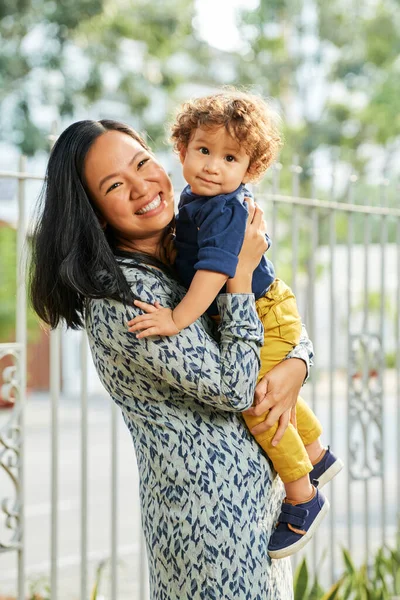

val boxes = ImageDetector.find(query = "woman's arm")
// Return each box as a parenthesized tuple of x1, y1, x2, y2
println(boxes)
(88, 291, 262, 413)
(284, 324, 314, 382)
(88, 199, 268, 413)
(127, 269, 228, 337)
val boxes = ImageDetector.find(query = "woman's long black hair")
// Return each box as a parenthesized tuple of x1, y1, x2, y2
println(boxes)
(30, 119, 175, 330)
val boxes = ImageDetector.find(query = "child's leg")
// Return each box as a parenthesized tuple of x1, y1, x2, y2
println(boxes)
(242, 412, 313, 490)
(296, 397, 324, 463)
(244, 280, 315, 499)
(295, 398, 343, 487)
(249, 281, 335, 558)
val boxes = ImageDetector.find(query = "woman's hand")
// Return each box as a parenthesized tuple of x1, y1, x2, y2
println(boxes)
(227, 198, 268, 293)
(238, 197, 268, 273)
(242, 358, 307, 445)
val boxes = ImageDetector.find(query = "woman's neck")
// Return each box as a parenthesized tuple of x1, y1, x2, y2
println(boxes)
(116, 234, 162, 258)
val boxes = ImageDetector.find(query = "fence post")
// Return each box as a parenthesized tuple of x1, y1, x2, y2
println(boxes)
(16, 154, 27, 600)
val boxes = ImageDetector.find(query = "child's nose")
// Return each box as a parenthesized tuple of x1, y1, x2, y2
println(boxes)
(204, 159, 219, 173)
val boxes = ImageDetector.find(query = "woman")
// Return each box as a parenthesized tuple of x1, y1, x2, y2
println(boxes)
(30, 120, 313, 600)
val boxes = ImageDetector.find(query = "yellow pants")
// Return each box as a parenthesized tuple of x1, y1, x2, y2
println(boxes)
(242, 279, 322, 484)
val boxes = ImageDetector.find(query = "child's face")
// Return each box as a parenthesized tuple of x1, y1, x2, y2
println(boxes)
(179, 126, 251, 196)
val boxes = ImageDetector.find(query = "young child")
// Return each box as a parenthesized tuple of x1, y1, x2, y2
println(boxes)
(129, 90, 343, 559)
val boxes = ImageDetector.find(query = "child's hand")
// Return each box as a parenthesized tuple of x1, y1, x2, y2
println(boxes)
(127, 300, 180, 338)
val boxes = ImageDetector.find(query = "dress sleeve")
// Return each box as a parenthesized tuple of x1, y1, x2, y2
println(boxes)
(284, 323, 314, 383)
(193, 196, 248, 277)
(87, 292, 263, 412)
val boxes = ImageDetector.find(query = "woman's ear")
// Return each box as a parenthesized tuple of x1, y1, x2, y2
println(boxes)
(95, 211, 107, 230)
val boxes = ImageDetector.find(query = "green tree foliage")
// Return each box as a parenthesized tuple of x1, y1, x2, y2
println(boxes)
(0, 0, 201, 154)
(3, 0, 399, 169)
(235, 0, 400, 182)
(0, 225, 17, 341)
(0, 225, 39, 342)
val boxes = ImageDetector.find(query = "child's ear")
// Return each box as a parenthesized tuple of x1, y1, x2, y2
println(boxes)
(242, 166, 254, 184)
(178, 145, 187, 164)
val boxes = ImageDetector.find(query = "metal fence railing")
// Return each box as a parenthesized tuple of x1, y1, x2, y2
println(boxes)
(0, 160, 399, 597)
(258, 162, 400, 583)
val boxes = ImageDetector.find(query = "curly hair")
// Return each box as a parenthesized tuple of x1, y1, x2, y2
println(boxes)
(170, 90, 282, 182)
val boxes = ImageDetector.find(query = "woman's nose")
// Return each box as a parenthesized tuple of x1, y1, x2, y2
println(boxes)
(128, 175, 149, 200)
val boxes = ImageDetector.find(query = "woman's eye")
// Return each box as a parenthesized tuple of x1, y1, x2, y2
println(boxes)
(137, 158, 149, 169)
(199, 147, 209, 155)
(106, 182, 122, 194)
(226, 155, 235, 162)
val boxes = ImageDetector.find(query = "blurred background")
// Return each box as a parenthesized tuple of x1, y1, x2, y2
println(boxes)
(1, 0, 400, 598)
(2, 0, 400, 173)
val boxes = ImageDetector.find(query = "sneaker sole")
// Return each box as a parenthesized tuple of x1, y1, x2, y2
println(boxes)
(317, 458, 344, 489)
(268, 498, 330, 560)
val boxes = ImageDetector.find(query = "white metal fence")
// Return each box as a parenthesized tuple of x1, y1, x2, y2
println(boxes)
(260, 162, 400, 583)
(0, 160, 399, 598)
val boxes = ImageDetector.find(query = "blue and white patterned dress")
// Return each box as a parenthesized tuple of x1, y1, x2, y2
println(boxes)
(86, 256, 311, 600)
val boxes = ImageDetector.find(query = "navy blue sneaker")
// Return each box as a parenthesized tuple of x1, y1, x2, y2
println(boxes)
(309, 446, 343, 489)
(268, 488, 329, 559)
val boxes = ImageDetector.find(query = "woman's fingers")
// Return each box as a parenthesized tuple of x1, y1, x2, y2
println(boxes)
(244, 197, 264, 226)
(271, 410, 291, 446)
(244, 394, 274, 417)
(290, 406, 297, 429)
(243, 196, 255, 224)
(244, 200, 268, 250)
(253, 377, 267, 406)
(251, 203, 264, 229)
(249, 401, 282, 434)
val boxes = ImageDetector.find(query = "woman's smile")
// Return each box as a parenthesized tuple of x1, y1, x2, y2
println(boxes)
(135, 193, 164, 216)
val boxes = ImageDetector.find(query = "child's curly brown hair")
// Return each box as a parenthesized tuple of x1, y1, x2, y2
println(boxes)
(170, 89, 282, 182)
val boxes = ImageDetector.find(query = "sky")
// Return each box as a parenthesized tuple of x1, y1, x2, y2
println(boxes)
(195, 0, 258, 51)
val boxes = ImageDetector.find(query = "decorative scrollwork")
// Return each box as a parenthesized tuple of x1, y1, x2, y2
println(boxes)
(348, 333, 383, 481)
(0, 343, 23, 551)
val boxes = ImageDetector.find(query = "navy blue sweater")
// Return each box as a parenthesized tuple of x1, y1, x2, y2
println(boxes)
(175, 183, 275, 316)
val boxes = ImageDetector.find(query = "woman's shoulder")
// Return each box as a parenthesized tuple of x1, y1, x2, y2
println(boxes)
(117, 256, 185, 302)
(85, 257, 185, 319)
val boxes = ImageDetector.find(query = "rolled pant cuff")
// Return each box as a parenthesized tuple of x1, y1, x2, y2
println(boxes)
(279, 462, 313, 484)
(299, 424, 323, 446)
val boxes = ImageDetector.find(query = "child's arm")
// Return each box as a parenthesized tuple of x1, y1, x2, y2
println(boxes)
(129, 194, 250, 338)
(128, 270, 228, 339)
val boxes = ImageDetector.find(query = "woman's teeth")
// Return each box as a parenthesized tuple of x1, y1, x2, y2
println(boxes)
(136, 195, 161, 215)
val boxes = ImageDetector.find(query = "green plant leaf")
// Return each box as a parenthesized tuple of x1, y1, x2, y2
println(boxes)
(309, 578, 326, 600)
(294, 557, 309, 600)
(342, 548, 356, 575)
(321, 580, 342, 600)
(90, 559, 108, 600)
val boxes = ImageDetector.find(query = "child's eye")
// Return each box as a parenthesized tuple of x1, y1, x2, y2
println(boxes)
(106, 182, 122, 194)
(199, 147, 209, 155)
(225, 155, 235, 162)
